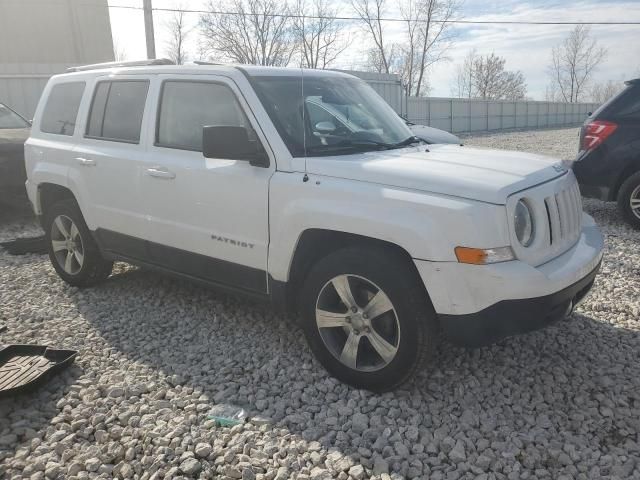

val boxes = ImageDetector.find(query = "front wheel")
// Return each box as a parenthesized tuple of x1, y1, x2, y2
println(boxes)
(299, 247, 438, 391)
(44, 199, 113, 287)
(617, 171, 640, 230)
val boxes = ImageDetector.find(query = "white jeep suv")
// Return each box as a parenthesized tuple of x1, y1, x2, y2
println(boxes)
(25, 61, 604, 391)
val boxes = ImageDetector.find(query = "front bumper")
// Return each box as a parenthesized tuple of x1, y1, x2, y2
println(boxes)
(415, 213, 604, 347)
(439, 262, 599, 346)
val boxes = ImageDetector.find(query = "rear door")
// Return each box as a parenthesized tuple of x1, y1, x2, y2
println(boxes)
(139, 75, 274, 294)
(70, 75, 153, 253)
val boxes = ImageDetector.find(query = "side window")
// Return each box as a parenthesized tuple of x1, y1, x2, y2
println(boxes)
(156, 81, 254, 151)
(86, 80, 149, 143)
(40, 82, 86, 135)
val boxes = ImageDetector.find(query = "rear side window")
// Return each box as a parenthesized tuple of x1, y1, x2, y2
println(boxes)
(40, 82, 86, 135)
(156, 81, 254, 151)
(86, 80, 149, 143)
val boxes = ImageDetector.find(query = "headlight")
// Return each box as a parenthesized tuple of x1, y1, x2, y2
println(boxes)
(514, 200, 534, 247)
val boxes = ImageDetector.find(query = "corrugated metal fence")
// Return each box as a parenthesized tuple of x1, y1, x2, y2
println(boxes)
(337, 70, 407, 115)
(0, 64, 63, 119)
(407, 97, 599, 133)
(345, 70, 598, 133)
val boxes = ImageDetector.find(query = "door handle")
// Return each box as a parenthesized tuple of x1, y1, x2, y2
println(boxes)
(146, 167, 176, 179)
(75, 157, 96, 166)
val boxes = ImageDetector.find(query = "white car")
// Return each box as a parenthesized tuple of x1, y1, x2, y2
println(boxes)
(25, 61, 604, 391)
(405, 121, 461, 145)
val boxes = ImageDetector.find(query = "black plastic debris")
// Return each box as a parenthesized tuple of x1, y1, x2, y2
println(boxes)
(0, 235, 47, 255)
(0, 345, 78, 398)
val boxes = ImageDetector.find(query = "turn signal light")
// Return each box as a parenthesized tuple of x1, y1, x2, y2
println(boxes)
(455, 246, 514, 265)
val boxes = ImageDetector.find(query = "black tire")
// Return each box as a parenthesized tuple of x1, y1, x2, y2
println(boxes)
(298, 246, 438, 392)
(44, 198, 113, 287)
(617, 171, 640, 229)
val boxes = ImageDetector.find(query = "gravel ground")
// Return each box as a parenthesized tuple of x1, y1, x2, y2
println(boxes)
(1, 127, 639, 480)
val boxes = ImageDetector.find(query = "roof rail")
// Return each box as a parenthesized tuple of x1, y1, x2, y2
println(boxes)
(67, 58, 175, 73)
(192, 61, 223, 66)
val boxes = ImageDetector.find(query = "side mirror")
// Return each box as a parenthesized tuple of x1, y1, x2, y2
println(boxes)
(202, 125, 268, 167)
(315, 121, 336, 134)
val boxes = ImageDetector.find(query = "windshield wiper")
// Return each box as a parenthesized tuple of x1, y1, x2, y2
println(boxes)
(304, 136, 422, 156)
(305, 140, 390, 155)
(387, 136, 422, 149)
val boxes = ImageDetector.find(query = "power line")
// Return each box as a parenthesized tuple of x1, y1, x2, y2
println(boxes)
(107, 4, 640, 26)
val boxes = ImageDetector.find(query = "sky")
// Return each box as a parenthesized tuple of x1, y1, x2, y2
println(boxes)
(108, 0, 640, 99)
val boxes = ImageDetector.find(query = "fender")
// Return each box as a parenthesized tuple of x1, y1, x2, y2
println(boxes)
(267, 171, 510, 282)
(24, 144, 71, 215)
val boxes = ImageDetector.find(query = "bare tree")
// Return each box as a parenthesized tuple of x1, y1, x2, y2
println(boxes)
(589, 79, 623, 103)
(350, 0, 393, 73)
(352, 0, 457, 94)
(200, 0, 296, 66)
(472, 53, 526, 100)
(548, 25, 607, 103)
(164, 5, 191, 64)
(399, 0, 458, 97)
(292, 0, 348, 69)
(113, 38, 128, 62)
(363, 46, 399, 74)
(450, 51, 526, 100)
(451, 49, 476, 98)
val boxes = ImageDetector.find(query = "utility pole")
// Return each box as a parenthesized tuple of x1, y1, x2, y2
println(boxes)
(143, 0, 156, 59)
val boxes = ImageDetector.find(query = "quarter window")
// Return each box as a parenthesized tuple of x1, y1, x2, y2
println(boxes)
(156, 81, 254, 151)
(86, 80, 149, 143)
(40, 82, 86, 135)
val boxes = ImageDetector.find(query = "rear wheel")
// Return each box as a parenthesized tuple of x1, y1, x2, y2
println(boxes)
(44, 199, 113, 287)
(299, 246, 438, 391)
(617, 171, 640, 229)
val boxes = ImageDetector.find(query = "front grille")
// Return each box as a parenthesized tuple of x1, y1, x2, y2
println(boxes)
(544, 180, 582, 249)
(510, 171, 584, 267)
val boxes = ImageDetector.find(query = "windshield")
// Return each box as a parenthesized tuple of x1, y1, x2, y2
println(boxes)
(0, 103, 30, 129)
(250, 74, 415, 157)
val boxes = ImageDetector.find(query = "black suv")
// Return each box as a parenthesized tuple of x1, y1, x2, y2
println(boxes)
(573, 79, 640, 228)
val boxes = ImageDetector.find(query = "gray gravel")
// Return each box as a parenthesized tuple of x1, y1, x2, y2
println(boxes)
(1, 127, 639, 480)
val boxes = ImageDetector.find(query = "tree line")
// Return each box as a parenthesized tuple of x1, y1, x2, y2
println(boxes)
(151, 0, 631, 103)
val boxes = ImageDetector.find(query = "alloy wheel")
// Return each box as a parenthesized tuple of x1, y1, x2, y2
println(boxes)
(630, 185, 640, 220)
(51, 215, 84, 275)
(315, 274, 400, 372)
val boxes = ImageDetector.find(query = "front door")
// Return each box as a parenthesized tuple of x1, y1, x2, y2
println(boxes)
(140, 75, 274, 294)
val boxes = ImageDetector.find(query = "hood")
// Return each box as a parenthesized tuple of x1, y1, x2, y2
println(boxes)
(305, 144, 567, 204)
(408, 124, 461, 145)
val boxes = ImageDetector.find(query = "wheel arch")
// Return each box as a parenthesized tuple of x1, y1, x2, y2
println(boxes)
(274, 228, 432, 315)
(612, 160, 640, 201)
(37, 183, 77, 217)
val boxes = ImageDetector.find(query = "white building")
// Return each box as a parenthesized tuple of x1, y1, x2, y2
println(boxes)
(0, 0, 114, 118)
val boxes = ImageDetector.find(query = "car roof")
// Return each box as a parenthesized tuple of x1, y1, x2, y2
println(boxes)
(625, 78, 640, 86)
